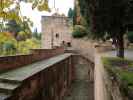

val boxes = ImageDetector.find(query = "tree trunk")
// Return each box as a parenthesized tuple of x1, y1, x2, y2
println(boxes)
(116, 35, 124, 58)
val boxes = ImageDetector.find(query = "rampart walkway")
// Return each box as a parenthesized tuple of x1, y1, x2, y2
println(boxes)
(64, 80, 93, 100)
(64, 56, 94, 100)
(0, 51, 94, 100)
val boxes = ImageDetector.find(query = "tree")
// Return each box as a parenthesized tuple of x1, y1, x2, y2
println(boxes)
(0, 0, 21, 25)
(0, 32, 17, 55)
(78, 0, 133, 58)
(0, 0, 50, 30)
(78, 0, 90, 27)
(32, 28, 41, 40)
(0, 0, 50, 12)
(6, 20, 22, 37)
(19, 17, 33, 39)
(72, 25, 88, 38)
(68, 8, 74, 19)
(6, 16, 33, 40)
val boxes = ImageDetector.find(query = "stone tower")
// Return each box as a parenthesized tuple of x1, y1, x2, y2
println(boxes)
(41, 15, 72, 49)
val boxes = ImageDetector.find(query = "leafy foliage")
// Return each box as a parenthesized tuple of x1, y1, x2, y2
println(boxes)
(0, 1, 21, 24)
(0, 32, 41, 55)
(127, 31, 133, 43)
(68, 8, 74, 19)
(0, 32, 17, 55)
(78, 0, 90, 26)
(72, 25, 88, 38)
(0, 0, 50, 27)
(6, 20, 22, 35)
(22, 0, 50, 12)
(78, 0, 129, 38)
(77, 0, 133, 58)
(32, 32, 41, 40)
(17, 38, 41, 54)
(0, 0, 45, 55)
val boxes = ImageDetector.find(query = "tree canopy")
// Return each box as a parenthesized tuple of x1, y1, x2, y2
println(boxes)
(68, 8, 74, 19)
(0, 0, 44, 55)
(77, 0, 133, 58)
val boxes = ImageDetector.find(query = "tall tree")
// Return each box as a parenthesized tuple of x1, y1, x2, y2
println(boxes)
(6, 20, 21, 36)
(78, 0, 133, 58)
(68, 8, 74, 19)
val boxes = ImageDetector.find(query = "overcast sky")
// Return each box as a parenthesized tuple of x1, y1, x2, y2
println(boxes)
(20, 0, 74, 32)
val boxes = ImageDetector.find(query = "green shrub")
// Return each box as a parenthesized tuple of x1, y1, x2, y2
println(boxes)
(18, 38, 41, 54)
(3, 41, 17, 55)
(72, 25, 88, 38)
(0, 32, 41, 56)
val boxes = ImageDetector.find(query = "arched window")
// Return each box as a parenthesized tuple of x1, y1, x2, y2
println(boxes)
(67, 42, 72, 47)
(55, 33, 59, 38)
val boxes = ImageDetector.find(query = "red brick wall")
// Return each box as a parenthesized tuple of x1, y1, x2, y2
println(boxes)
(7, 56, 74, 100)
(0, 47, 65, 73)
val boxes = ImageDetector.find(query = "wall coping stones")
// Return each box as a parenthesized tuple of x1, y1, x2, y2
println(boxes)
(0, 53, 72, 99)
(0, 53, 72, 83)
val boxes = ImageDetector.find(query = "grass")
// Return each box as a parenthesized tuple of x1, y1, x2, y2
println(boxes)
(102, 57, 133, 98)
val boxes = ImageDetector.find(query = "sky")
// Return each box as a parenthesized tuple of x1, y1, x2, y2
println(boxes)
(20, 0, 74, 32)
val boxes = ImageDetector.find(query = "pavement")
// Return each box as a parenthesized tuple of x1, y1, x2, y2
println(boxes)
(103, 50, 133, 60)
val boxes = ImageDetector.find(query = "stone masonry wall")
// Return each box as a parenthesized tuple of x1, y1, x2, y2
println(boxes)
(71, 38, 95, 62)
(41, 16, 72, 49)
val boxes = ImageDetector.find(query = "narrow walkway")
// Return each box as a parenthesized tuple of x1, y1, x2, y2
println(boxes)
(103, 50, 133, 60)
(64, 58, 94, 100)
(64, 80, 93, 100)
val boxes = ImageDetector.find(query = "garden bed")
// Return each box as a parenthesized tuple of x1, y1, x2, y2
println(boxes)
(102, 57, 133, 100)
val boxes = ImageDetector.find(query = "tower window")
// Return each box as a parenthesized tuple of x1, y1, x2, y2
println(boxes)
(55, 33, 59, 38)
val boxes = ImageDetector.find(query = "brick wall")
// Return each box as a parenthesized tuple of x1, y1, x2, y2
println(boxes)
(6, 55, 74, 100)
(0, 47, 65, 73)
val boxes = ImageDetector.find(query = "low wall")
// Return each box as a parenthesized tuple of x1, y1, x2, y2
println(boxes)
(0, 47, 64, 73)
(5, 54, 75, 100)
(94, 53, 126, 100)
(72, 38, 95, 62)
(94, 45, 113, 53)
